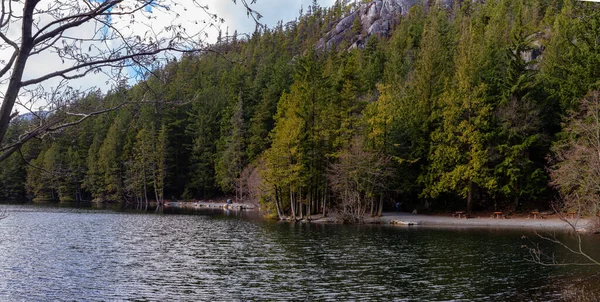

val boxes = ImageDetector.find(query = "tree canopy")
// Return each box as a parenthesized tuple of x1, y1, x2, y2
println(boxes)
(2, 0, 600, 219)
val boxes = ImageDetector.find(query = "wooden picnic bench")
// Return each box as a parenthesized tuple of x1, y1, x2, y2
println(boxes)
(453, 211, 467, 219)
(492, 211, 503, 219)
(530, 211, 540, 219)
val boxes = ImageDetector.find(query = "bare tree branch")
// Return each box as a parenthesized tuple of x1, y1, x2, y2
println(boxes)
(523, 199, 600, 267)
(32, 1, 121, 45)
(0, 0, 261, 163)
(17, 148, 52, 175)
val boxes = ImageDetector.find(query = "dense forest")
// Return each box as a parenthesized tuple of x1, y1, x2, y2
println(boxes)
(1, 0, 600, 221)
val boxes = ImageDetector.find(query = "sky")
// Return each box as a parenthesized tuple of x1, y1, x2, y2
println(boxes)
(213, 0, 336, 37)
(1, 0, 336, 114)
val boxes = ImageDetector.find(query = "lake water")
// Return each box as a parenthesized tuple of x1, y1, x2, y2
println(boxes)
(0, 204, 598, 301)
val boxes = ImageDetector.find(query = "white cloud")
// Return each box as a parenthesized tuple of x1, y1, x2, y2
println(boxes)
(212, 0, 337, 36)
(1, 0, 336, 113)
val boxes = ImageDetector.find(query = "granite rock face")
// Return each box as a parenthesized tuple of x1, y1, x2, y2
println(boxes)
(316, 0, 412, 50)
(364, 0, 416, 35)
(316, 0, 454, 50)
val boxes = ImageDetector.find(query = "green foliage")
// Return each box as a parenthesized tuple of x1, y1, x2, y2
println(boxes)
(0, 152, 26, 200)
(0, 119, 29, 200)
(540, 1, 600, 111)
(1, 0, 596, 218)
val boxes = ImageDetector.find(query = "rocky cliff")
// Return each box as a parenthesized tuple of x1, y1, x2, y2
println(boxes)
(316, 0, 453, 50)
(316, 0, 543, 63)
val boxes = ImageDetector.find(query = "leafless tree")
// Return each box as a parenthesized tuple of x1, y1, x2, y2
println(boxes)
(522, 92, 600, 268)
(328, 136, 392, 223)
(236, 162, 264, 205)
(0, 0, 260, 162)
(550, 91, 600, 217)
(521, 92, 600, 299)
(521, 202, 600, 299)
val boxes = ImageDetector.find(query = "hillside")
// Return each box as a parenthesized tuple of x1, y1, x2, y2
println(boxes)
(1, 0, 599, 221)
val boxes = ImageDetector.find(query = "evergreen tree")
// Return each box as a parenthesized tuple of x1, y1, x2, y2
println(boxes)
(423, 19, 496, 212)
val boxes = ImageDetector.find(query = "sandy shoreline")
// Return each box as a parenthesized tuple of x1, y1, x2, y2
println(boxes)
(164, 201, 594, 232)
(373, 212, 594, 232)
(309, 211, 596, 232)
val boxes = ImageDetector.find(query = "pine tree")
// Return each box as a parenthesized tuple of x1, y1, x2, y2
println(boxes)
(82, 133, 105, 201)
(423, 19, 497, 212)
(153, 124, 167, 205)
(262, 89, 304, 219)
(216, 90, 247, 197)
(97, 110, 131, 202)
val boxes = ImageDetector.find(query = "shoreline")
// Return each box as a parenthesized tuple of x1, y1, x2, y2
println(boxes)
(162, 201, 595, 232)
(55, 199, 596, 232)
(308, 211, 595, 232)
(163, 200, 259, 211)
(377, 212, 593, 232)
(4, 200, 594, 232)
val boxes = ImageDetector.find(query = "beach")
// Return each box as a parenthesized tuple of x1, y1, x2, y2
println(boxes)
(375, 212, 595, 232)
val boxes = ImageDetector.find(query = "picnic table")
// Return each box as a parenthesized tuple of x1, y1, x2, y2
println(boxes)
(493, 211, 503, 219)
(453, 211, 467, 219)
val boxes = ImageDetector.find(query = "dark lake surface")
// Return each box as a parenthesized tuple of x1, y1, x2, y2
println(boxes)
(0, 204, 598, 301)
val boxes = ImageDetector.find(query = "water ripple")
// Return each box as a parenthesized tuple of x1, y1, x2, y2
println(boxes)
(0, 205, 597, 301)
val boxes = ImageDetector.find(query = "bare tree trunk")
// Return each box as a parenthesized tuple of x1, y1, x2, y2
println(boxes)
(298, 189, 303, 220)
(313, 189, 318, 215)
(154, 187, 161, 212)
(143, 168, 148, 210)
(344, 187, 348, 216)
(275, 197, 283, 220)
(152, 169, 161, 211)
(0, 1, 34, 149)
(512, 182, 520, 213)
(290, 186, 296, 220)
(467, 181, 473, 213)
(274, 186, 283, 219)
(306, 189, 315, 219)
(323, 176, 328, 218)
(377, 194, 383, 217)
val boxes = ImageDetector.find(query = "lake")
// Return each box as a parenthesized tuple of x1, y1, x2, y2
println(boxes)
(0, 204, 597, 301)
